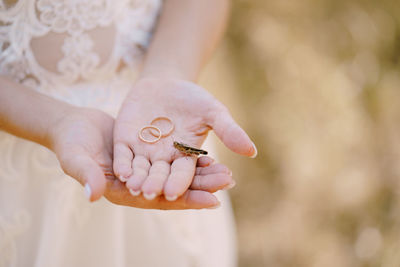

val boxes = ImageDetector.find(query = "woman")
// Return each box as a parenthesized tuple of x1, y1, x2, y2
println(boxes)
(0, 0, 256, 266)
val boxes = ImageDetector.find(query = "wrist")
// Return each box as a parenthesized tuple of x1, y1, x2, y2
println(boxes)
(139, 63, 198, 82)
(45, 103, 77, 151)
(0, 76, 77, 151)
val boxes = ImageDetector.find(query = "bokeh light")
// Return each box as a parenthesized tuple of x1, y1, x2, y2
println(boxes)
(201, 0, 400, 266)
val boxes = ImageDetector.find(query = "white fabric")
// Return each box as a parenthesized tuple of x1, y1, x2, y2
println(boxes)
(0, 1, 237, 266)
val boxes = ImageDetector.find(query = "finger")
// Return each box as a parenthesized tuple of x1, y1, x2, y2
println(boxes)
(125, 155, 151, 196)
(157, 190, 220, 209)
(163, 156, 196, 201)
(191, 173, 235, 193)
(195, 163, 232, 176)
(105, 179, 220, 209)
(141, 161, 170, 200)
(196, 156, 214, 167)
(60, 154, 106, 202)
(208, 106, 257, 158)
(113, 142, 133, 182)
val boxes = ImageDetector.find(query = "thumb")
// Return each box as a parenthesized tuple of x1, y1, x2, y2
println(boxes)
(208, 106, 257, 158)
(59, 153, 107, 202)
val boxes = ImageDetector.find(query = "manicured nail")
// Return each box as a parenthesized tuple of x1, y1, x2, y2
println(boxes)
(207, 202, 221, 209)
(250, 142, 258, 158)
(165, 195, 178, 202)
(143, 192, 157, 200)
(129, 188, 141, 196)
(84, 183, 92, 201)
(119, 175, 128, 182)
(223, 180, 236, 190)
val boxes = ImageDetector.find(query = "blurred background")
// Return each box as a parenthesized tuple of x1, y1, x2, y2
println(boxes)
(200, 0, 400, 266)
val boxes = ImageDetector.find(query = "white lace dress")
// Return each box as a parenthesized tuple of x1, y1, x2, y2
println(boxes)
(0, 1, 237, 266)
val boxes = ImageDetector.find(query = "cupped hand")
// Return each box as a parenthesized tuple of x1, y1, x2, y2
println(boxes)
(49, 106, 234, 209)
(113, 77, 256, 201)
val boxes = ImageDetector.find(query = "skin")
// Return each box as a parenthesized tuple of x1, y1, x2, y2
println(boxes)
(113, 0, 257, 201)
(0, 76, 234, 209)
(114, 77, 256, 201)
(0, 0, 255, 209)
(50, 107, 234, 209)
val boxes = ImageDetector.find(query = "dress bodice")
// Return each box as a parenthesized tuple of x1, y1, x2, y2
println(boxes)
(0, 3, 238, 267)
(0, 0, 162, 93)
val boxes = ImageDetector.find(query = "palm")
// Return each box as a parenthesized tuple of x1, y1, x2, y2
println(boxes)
(52, 107, 232, 209)
(52, 108, 116, 198)
(114, 78, 256, 201)
(121, 82, 213, 156)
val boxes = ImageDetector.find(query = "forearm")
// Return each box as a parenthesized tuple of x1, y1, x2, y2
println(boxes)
(0, 76, 72, 149)
(140, 0, 230, 81)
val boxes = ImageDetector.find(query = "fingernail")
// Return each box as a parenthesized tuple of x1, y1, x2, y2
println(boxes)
(165, 195, 178, 202)
(84, 183, 92, 201)
(119, 175, 128, 182)
(143, 192, 157, 200)
(223, 180, 236, 190)
(207, 202, 221, 209)
(250, 142, 258, 158)
(129, 188, 141, 196)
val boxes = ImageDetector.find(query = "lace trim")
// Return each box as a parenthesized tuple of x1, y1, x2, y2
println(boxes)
(0, 0, 162, 92)
(36, 0, 116, 35)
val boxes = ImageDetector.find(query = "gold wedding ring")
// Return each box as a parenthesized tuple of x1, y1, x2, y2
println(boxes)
(138, 116, 175, 144)
(150, 116, 175, 138)
(138, 125, 162, 144)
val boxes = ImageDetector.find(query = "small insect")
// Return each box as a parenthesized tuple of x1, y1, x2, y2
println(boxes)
(173, 141, 208, 156)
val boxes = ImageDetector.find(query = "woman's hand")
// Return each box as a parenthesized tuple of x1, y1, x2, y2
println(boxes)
(105, 156, 234, 209)
(113, 77, 256, 201)
(50, 106, 234, 209)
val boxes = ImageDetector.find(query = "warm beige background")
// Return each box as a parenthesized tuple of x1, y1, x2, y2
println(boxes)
(201, 0, 400, 266)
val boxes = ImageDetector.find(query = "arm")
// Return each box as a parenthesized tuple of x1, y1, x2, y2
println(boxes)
(0, 76, 70, 149)
(140, 0, 230, 81)
(0, 76, 109, 200)
(0, 76, 231, 208)
(114, 0, 255, 202)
